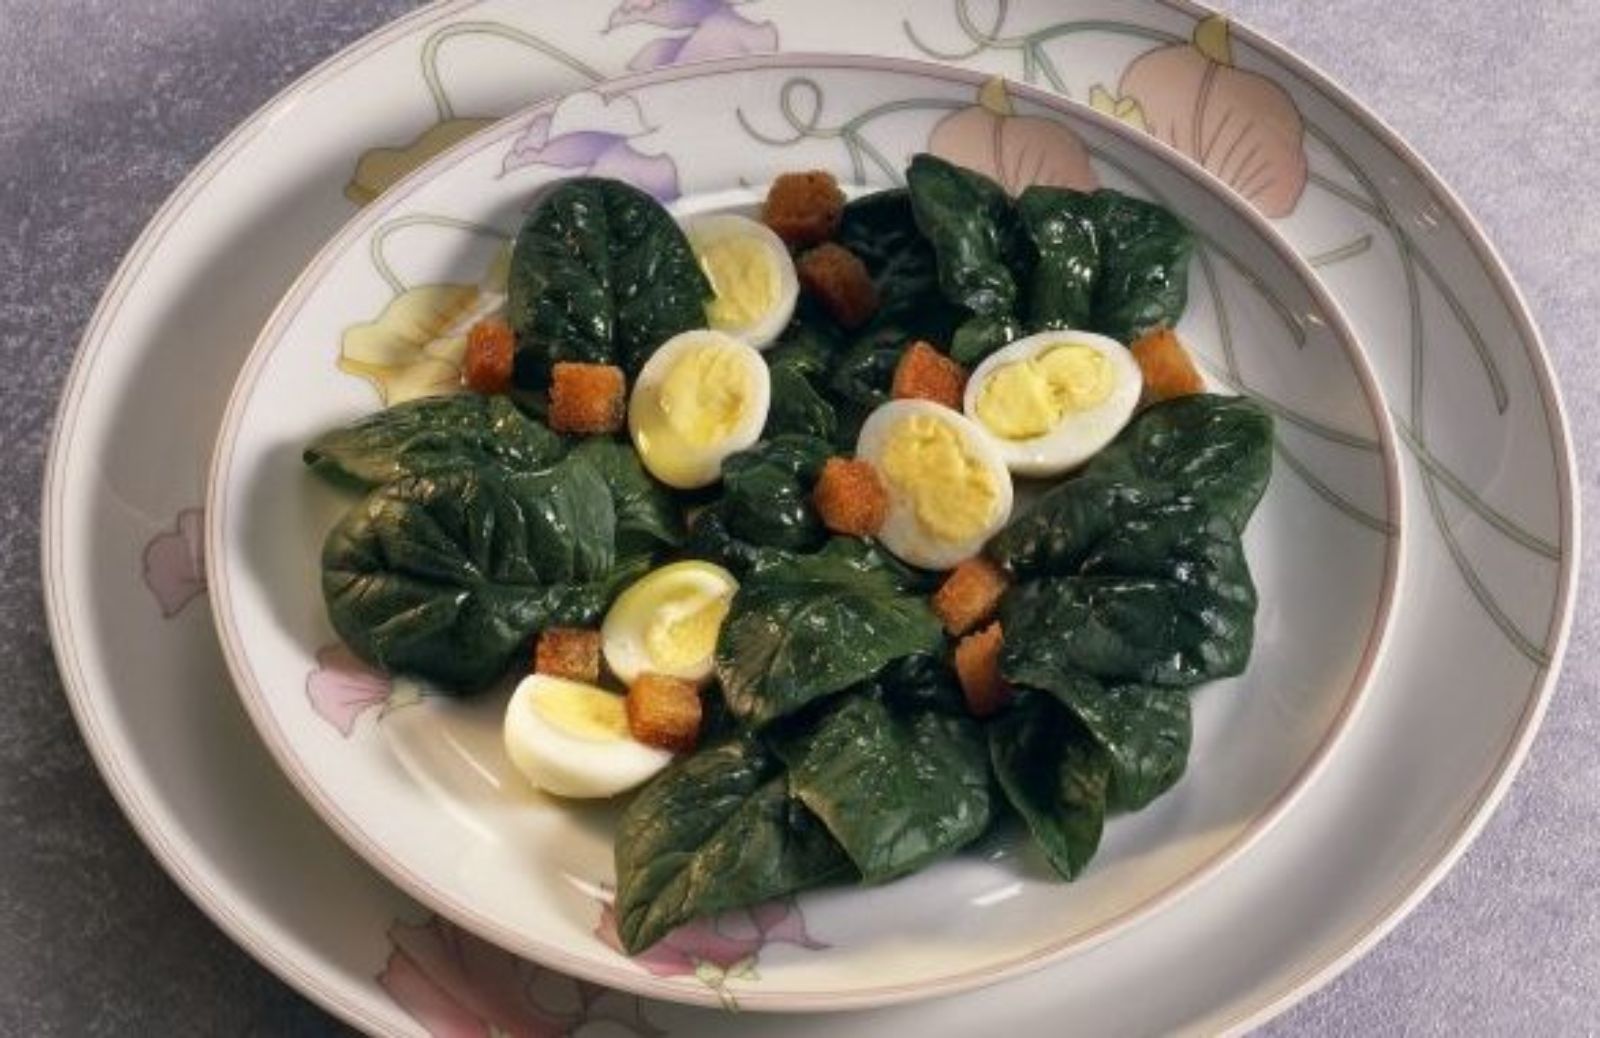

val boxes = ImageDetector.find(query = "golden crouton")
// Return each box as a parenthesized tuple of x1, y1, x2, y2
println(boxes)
(797, 243, 879, 330)
(1130, 327, 1205, 403)
(762, 170, 845, 249)
(548, 362, 626, 434)
(931, 558, 1009, 636)
(464, 317, 515, 395)
(533, 627, 602, 684)
(813, 457, 889, 538)
(626, 673, 703, 753)
(892, 341, 968, 409)
(955, 622, 1011, 719)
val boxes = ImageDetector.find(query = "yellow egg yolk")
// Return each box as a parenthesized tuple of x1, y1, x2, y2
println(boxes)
(699, 236, 779, 333)
(643, 587, 733, 672)
(975, 344, 1116, 440)
(657, 343, 753, 445)
(879, 415, 1000, 544)
(531, 680, 629, 742)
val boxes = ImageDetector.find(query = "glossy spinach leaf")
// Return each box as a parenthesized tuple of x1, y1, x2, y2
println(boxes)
(1015, 187, 1099, 333)
(774, 691, 991, 882)
(878, 652, 967, 716)
(1003, 664, 1191, 813)
(1000, 499, 1256, 689)
(565, 438, 683, 555)
(507, 178, 710, 384)
(906, 154, 1029, 362)
(303, 394, 563, 489)
(988, 693, 1110, 879)
(837, 188, 962, 344)
(1089, 394, 1274, 531)
(985, 473, 1172, 578)
(1058, 186, 1192, 345)
(766, 365, 839, 442)
(720, 435, 831, 552)
(320, 456, 631, 692)
(680, 502, 778, 578)
(714, 539, 943, 727)
(613, 736, 853, 953)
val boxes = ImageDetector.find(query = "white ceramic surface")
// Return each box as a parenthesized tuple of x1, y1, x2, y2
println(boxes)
(43, 1, 1575, 1035)
(206, 58, 1401, 1011)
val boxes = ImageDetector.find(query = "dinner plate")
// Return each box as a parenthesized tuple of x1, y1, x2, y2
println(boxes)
(206, 56, 1402, 1010)
(43, 1, 1575, 1034)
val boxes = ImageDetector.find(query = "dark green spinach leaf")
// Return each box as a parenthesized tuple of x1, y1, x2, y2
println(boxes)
(988, 694, 1110, 879)
(303, 394, 563, 489)
(720, 435, 831, 552)
(837, 188, 962, 344)
(507, 178, 711, 384)
(765, 365, 839, 442)
(714, 539, 942, 727)
(613, 737, 853, 953)
(565, 438, 683, 555)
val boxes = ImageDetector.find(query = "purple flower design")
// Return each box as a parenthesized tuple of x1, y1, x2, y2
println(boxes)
(380, 915, 663, 1038)
(141, 507, 206, 617)
(306, 643, 391, 737)
(608, 0, 779, 72)
(503, 92, 680, 202)
(595, 895, 826, 986)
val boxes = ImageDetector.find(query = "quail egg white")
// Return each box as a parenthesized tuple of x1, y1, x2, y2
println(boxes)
(502, 675, 672, 799)
(628, 329, 771, 489)
(683, 213, 799, 349)
(601, 561, 739, 685)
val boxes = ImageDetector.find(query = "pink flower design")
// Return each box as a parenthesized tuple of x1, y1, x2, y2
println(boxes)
(141, 507, 206, 617)
(608, 0, 779, 72)
(927, 78, 1099, 196)
(380, 916, 663, 1038)
(1113, 16, 1308, 218)
(306, 644, 391, 737)
(595, 896, 826, 981)
(503, 93, 680, 202)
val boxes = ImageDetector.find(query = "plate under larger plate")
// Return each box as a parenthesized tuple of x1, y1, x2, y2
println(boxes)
(44, 1, 1575, 1035)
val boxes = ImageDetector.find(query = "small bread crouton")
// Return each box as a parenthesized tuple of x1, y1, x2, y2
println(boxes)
(626, 673, 703, 753)
(931, 558, 1009, 636)
(1131, 327, 1205, 403)
(797, 243, 879, 330)
(892, 341, 967, 409)
(533, 627, 602, 684)
(762, 170, 845, 248)
(955, 622, 1012, 719)
(463, 317, 515, 395)
(548, 362, 626, 434)
(813, 457, 889, 537)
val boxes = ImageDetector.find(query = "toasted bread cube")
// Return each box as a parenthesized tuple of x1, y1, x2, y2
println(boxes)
(932, 558, 1009, 636)
(1131, 327, 1205, 403)
(813, 457, 889, 538)
(762, 170, 845, 249)
(548, 362, 626, 434)
(892, 341, 968, 409)
(533, 627, 602, 684)
(463, 317, 515, 395)
(626, 673, 703, 753)
(797, 243, 879, 330)
(955, 622, 1012, 719)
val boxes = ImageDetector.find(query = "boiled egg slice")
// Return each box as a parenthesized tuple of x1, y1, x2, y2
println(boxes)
(503, 675, 672, 799)
(602, 561, 739, 685)
(684, 213, 799, 349)
(856, 400, 1015, 571)
(629, 329, 771, 489)
(963, 330, 1143, 477)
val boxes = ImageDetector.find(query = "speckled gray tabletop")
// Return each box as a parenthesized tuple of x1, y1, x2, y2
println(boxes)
(2, 1, 1594, 1034)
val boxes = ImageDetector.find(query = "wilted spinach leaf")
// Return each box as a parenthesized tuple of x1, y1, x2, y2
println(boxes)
(320, 456, 632, 691)
(565, 438, 683, 555)
(714, 539, 942, 727)
(613, 736, 853, 953)
(988, 694, 1111, 879)
(720, 435, 831, 552)
(303, 394, 563, 489)
(1000, 499, 1256, 689)
(507, 178, 710, 384)
(775, 691, 991, 882)
(1089, 394, 1273, 531)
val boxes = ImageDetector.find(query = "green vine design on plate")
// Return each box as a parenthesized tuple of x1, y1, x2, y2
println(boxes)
(902, 0, 1558, 664)
(369, 213, 510, 295)
(420, 21, 605, 123)
(734, 76, 1392, 538)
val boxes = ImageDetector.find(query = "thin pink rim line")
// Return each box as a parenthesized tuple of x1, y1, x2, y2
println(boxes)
(206, 51, 1404, 1014)
(38, 2, 483, 1036)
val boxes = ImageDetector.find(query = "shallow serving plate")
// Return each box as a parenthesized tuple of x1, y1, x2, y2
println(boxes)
(205, 55, 1401, 1010)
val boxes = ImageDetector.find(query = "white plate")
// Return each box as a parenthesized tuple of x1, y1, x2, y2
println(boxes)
(43, 1, 1575, 1034)
(206, 57, 1401, 1011)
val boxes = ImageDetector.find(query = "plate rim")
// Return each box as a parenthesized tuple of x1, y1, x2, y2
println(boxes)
(39, 0, 1578, 1033)
(203, 50, 1405, 1013)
